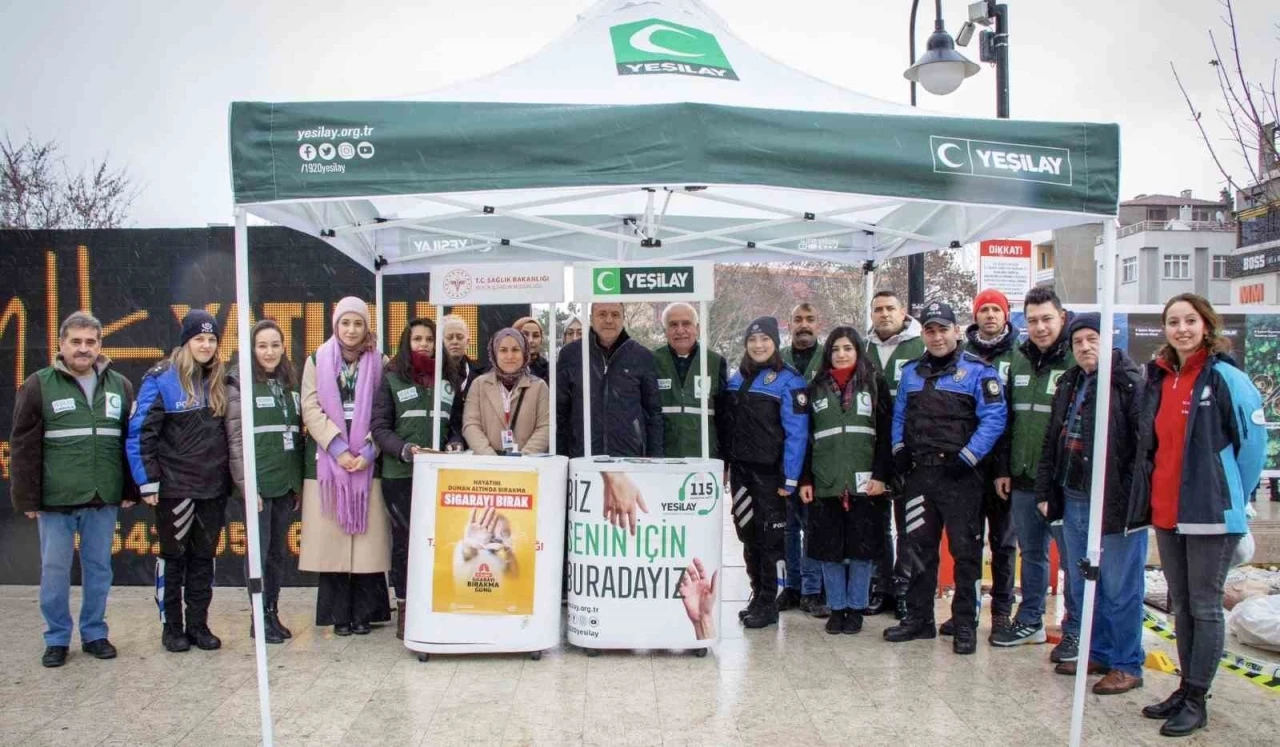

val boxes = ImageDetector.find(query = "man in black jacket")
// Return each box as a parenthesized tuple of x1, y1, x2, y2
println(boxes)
(556, 303, 663, 458)
(1034, 312, 1145, 693)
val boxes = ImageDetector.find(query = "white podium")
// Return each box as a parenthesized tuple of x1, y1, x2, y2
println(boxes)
(403, 452, 568, 660)
(566, 456, 724, 654)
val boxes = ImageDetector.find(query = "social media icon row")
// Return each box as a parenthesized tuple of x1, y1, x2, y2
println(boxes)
(299, 142, 375, 162)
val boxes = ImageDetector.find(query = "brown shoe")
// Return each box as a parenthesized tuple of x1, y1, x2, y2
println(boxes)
(396, 600, 407, 640)
(1092, 670, 1143, 695)
(1054, 660, 1109, 676)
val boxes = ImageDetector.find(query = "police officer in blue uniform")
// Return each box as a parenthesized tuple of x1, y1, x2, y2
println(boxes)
(884, 302, 1007, 654)
(722, 317, 810, 629)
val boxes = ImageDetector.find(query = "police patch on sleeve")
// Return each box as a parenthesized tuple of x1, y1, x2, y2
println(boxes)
(982, 377, 1002, 404)
(792, 390, 809, 414)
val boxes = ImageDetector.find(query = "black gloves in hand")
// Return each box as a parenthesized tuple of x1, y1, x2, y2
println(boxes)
(893, 448, 914, 477)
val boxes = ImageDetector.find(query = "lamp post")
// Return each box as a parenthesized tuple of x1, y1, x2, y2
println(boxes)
(904, 0, 979, 317)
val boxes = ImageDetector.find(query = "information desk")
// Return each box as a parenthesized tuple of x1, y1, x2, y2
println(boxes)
(566, 457, 724, 654)
(404, 452, 568, 661)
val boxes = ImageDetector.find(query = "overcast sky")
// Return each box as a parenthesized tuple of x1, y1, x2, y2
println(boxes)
(2, 0, 1276, 227)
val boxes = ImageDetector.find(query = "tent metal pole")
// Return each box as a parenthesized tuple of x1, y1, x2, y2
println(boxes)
(1069, 218, 1117, 747)
(432, 305, 444, 450)
(233, 208, 275, 747)
(374, 265, 385, 354)
(699, 301, 710, 460)
(863, 264, 875, 331)
(581, 303, 592, 457)
(548, 305, 557, 451)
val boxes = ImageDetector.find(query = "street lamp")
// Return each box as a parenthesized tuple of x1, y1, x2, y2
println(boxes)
(904, 16, 980, 96)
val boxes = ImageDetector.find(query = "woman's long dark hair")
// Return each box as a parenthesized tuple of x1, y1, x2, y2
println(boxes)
(388, 318, 435, 379)
(250, 319, 298, 389)
(813, 325, 878, 404)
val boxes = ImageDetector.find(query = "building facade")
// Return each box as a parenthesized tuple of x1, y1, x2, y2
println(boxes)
(1229, 123, 1280, 305)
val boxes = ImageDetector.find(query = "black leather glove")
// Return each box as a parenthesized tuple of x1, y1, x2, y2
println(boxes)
(893, 448, 914, 477)
(946, 456, 976, 481)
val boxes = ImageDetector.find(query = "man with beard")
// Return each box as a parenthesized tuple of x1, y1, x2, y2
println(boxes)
(865, 290, 924, 619)
(652, 303, 726, 459)
(778, 303, 826, 616)
(951, 288, 1018, 643)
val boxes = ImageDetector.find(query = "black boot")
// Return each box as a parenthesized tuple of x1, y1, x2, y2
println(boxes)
(737, 592, 759, 621)
(266, 605, 292, 639)
(953, 624, 977, 655)
(742, 597, 779, 629)
(162, 624, 190, 653)
(1142, 681, 1188, 720)
(186, 624, 222, 651)
(251, 616, 285, 644)
(825, 609, 846, 634)
(894, 595, 909, 621)
(1160, 685, 1208, 737)
(884, 618, 937, 642)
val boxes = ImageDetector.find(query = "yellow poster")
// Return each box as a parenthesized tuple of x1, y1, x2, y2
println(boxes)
(432, 468, 538, 615)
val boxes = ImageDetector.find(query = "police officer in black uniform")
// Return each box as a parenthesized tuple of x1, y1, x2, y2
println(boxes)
(883, 302, 1007, 655)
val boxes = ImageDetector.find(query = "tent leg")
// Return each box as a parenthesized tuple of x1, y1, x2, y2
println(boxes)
(548, 305, 557, 451)
(374, 266, 385, 354)
(234, 208, 274, 747)
(433, 304, 444, 450)
(863, 264, 875, 331)
(699, 300, 709, 460)
(1069, 219, 1118, 747)
(581, 303, 591, 458)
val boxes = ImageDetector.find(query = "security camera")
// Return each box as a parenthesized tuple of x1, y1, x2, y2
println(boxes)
(957, 21, 976, 46)
(968, 1, 993, 25)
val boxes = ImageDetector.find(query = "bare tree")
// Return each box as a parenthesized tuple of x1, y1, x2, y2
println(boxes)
(1, 133, 137, 229)
(1171, 0, 1280, 204)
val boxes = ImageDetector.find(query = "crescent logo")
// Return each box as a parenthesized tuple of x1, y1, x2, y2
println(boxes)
(628, 23, 704, 58)
(594, 268, 620, 294)
(937, 142, 965, 169)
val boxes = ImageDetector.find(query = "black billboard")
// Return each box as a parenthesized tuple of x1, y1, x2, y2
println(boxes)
(0, 227, 524, 586)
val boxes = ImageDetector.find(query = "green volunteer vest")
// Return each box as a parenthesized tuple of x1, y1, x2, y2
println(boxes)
(380, 371, 453, 479)
(782, 345, 823, 382)
(1008, 345, 1076, 481)
(964, 340, 1016, 386)
(808, 383, 878, 497)
(37, 366, 128, 507)
(249, 379, 304, 498)
(652, 345, 723, 459)
(866, 334, 925, 396)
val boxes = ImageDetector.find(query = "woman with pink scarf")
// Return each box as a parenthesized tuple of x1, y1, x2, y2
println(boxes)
(299, 298, 391, 635)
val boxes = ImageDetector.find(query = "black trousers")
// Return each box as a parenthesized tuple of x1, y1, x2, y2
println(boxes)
(730, 463, 786, 602)
(155, 495, 227, 628)
(315, 572, 391, 626)
(901, 466, 984, 627)
(383, 478, 413, 601)
(244, 491, 295, 608)
(984, 490, 1017, 618)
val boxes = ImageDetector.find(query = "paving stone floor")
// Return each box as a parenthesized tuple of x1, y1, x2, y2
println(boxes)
(0, 523, 1276, 746)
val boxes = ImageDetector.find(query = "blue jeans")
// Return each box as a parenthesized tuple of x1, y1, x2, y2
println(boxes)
(1061, 492, 1148, 676)
(1011, 489, 1074, 632)
(820, 559, 875, 611)
(37, 506, 118, 647)
(784, 495, 822, 595)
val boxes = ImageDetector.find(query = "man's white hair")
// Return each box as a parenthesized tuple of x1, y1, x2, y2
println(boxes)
(661, 302, 699, 327)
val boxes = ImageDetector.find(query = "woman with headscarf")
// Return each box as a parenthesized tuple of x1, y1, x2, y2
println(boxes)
(299, 297, 391, 636)
(371, 318, 444, 638)
(512, 315, 550, 382)
(461, 328, 550, 455)
(562, 318, 583, 346)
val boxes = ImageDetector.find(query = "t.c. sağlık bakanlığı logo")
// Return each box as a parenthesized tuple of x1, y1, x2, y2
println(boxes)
(443, 269, 474, 300)
(609, 18, 738, 80)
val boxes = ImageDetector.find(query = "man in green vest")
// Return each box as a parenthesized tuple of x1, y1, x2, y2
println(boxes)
(990, 287, 1079, 662)
(779, 302, 826, 615)
(865, 289, 924, 619)
(10, 312, 138, 668)
(652, 303, 725, 459)
(956, 288, 1018, 642)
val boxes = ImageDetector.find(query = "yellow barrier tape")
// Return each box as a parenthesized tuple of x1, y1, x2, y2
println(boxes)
(1142, 609, 1280, 694)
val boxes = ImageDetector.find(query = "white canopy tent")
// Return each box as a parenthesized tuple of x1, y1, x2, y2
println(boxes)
(226, 1, 1123, 745)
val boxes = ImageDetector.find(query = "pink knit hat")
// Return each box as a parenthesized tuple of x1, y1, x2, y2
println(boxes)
(331, 296, 369, 328)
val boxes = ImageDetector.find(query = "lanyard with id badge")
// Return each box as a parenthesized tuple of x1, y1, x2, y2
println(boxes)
(501, 387, 527, 455)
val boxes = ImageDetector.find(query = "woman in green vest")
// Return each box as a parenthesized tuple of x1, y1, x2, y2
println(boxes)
(798, 326, 894, 635)
(245, 320, 303, 644)
(371, 318, 442, 638)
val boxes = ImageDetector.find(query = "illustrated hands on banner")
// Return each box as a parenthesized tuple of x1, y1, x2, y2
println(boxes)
(459, 506, 518, 575)
(601, 471, 649, 535)
(679, 557, 718, 641)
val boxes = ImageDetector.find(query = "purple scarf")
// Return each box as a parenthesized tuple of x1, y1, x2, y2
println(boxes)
(315, 337, 381, 534)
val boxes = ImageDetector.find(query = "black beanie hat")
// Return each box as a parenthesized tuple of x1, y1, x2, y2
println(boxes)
(180, 309, 219, 347)
(744, 316, 781, 348)
(1068, 312, 1100, 340)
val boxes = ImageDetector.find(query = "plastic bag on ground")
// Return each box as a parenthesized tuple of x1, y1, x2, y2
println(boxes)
(1227, 594, 1280, 652)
